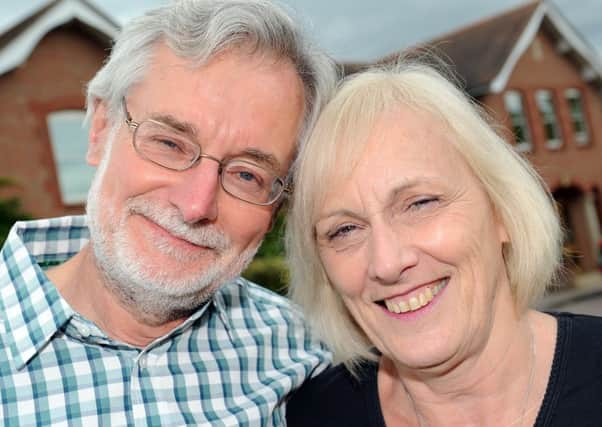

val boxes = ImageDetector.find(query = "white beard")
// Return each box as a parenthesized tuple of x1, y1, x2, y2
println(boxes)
(85, 139, 260, 325)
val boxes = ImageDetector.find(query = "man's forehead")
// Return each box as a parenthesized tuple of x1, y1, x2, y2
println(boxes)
(124, 44, 304, 177)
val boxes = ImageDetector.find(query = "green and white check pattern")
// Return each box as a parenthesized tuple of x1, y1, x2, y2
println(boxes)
(0, 216, 330, 426)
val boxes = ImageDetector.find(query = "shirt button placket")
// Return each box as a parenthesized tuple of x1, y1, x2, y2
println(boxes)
(131, 351, 148, 426)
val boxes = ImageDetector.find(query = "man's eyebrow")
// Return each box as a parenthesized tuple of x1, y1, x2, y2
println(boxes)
(144, 115, 283, 174)
(239, 148, 283, 175)
(150, 113, 198, 137)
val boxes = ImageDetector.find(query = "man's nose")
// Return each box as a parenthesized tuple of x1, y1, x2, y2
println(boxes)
(367, 222, 419, 285)
(167, 157, 221, 223)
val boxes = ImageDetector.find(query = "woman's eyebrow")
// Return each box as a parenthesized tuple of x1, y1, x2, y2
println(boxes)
(387, 180, 420, 203)
(316, 209, 363, 223)
(386, 178, 443, 204)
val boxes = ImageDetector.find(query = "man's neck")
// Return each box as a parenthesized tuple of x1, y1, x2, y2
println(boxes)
(47, 244, 185, 348)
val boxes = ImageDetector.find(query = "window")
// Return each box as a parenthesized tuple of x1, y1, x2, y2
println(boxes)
(503, 90, 532, 152)
(535, 90, 563, 150)
(565, 88, 590, 145)
(47, 111, 95, 205)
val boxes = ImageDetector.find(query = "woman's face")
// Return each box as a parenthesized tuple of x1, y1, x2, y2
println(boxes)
(314, 106, 511, 369)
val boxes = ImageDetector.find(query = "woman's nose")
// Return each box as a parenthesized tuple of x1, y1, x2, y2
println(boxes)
(367, 222, 419, 285)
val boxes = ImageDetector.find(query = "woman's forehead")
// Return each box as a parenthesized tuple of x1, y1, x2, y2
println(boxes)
(317, 109, 480, 206)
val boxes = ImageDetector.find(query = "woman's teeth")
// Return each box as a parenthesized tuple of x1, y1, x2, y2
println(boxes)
(384, 279, 446, 313)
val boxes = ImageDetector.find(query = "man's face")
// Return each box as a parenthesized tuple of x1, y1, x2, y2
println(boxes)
(86, 44, 305, 323)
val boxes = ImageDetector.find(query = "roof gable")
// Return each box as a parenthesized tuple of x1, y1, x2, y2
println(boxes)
(428, 2, 538, 95)
(491, 2, 602, 93)
(427, 1, 602, 95)
(360, 1, 602, 96)
(0, 0, 120, 76)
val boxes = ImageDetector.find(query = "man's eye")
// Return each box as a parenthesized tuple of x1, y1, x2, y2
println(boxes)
(224, 165, 268, 191)
(159, 139, 179, 149)
(149, 136, 185, 152)
(238, 170, 258, 182)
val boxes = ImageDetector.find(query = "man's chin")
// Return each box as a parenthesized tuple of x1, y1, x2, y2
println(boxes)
(138, 253, 221, 279)
(116, 246, 246, 294)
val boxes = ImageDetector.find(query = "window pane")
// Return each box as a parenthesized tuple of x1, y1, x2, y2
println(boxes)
(47, 111, 95, 205)
(565, 88, 589, 145)
(503, 90, 532, 152)
(535, 90, 562, 149)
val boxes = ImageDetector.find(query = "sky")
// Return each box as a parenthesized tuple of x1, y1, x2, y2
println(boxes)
(0, 0, 600, 62)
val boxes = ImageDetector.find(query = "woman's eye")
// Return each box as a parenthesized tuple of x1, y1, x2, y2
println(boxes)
(328, 224, 357, 241)
(409, 197, 439, 210)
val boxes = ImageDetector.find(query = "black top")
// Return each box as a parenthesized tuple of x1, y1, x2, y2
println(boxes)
(286, 312, 602, 426)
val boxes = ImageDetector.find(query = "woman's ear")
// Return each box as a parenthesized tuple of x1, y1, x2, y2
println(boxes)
(87, 100, 111, 166)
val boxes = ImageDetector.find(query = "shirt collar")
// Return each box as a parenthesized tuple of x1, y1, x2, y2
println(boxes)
(0, 216, 86, 370)
(0, 216, 241, 367)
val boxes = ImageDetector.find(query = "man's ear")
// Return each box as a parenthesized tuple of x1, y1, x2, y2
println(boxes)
(87, 100, 111, 166)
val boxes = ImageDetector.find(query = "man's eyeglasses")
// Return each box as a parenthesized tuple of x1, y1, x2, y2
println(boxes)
(123, 99, 290, 206)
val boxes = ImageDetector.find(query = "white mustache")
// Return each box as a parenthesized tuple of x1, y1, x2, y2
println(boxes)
(127, 198, 231, 251)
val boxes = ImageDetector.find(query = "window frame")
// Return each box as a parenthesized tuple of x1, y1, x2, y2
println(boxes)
(46, 110, 95, 206)
(564, 88, 590, 146)
(535, 89, 563, 150)
(503, 90, 533, 153)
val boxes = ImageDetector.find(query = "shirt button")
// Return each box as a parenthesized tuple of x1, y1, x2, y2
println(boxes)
(79, 325, 91, 337)
(138, 355, 147, 369)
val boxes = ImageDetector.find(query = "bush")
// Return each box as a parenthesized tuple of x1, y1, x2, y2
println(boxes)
(242, 209, 291, 294)
(255, 210, 286, 258)
(0, 178, 31, 246)
(243, 256, 289, 295)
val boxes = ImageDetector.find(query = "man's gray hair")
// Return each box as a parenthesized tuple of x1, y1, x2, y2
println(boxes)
(86, 0, 338, 156)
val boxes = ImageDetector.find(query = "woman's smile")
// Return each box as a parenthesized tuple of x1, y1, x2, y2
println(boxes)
(380, 277, 448, 315)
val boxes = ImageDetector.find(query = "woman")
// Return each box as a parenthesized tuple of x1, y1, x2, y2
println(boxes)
(285, 59, 602, 426)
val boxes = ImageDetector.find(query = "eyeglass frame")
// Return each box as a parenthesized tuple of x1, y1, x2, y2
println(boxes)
(121, 98, 292, 206)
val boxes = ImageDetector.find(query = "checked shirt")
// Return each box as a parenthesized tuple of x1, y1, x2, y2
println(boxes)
(0, 216, 331, 426)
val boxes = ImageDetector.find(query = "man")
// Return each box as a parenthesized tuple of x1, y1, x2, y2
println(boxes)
(0, 0, 337, 425)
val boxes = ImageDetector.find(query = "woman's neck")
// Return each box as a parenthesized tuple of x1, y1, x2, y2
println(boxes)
(378, 308, 557, 427)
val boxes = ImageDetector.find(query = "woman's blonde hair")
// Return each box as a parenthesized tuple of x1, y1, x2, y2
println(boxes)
(286, 58, 563, 369)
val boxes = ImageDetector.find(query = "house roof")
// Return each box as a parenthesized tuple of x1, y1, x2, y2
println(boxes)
(427, 2, 539, 95)
(352, 1, 602, 97)
(0, 0, 120, 76)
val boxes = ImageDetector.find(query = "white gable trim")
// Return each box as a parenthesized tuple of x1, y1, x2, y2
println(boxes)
(545, 3, 602, 79)
(490, 4, 546, 93)
(0, 0, 119, 76)
(489, 2, 602, 93)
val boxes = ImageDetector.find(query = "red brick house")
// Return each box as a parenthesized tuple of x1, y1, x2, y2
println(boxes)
(346, 1, 602, 273)
(0, 0, 119, 218)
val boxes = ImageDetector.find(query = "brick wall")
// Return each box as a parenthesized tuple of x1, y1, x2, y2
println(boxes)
(483, 29, 602, 270)
(0, 25, 109, 218)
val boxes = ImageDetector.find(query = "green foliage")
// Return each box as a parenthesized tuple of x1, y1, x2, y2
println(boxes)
(0, 178, 31, 246)
(255, 210, 286, 258)
(242, 256, 289, 295)
(243, 210, 290, 294)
